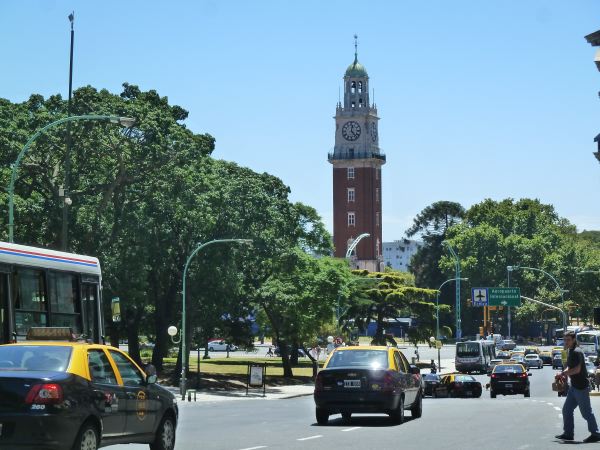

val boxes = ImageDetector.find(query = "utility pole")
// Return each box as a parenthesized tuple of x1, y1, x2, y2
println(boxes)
(61, 11, 75, 251)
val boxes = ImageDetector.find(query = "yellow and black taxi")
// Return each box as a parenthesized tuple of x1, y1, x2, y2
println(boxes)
(433, 373, 482, 398)
(0, 328, 177, 450)
(314, 346, 422, 425)
(489, 362, 531, 398)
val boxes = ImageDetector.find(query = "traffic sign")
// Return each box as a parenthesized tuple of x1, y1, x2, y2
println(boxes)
(488, 287, 521, 307)
(472, 288, 488, 307)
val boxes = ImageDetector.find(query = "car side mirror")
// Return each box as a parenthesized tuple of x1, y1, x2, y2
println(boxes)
(145, 364, 157, 384)
(409, 365, 420, 375)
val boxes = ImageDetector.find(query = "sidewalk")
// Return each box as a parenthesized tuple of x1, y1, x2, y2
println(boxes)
(167, 383, 315, 404)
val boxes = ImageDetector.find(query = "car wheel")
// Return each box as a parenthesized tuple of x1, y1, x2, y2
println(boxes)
(524, 390, 530, 398)
(209, 347, 214, 352)
(316, 408, 329, 425)
(341, 412, 352, 423)
(389, 396, 405, 424)
(411, 392, 423, 419)
(432, 390, 437, 398)
(72, 421, 99, 450)
(491, 390, 496, 399)
(150, 414, 176, 450)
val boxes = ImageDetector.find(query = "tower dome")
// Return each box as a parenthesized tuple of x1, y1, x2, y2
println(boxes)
(345, 58, 368, 78)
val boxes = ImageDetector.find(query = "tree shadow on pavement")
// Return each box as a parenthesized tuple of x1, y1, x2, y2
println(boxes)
(313, 415, 417, 428)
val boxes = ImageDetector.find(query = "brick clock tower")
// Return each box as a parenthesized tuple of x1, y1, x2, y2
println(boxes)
(328, 37, 385, 272)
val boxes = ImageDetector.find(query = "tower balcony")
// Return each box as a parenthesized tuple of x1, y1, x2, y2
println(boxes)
(327, 150, 386, 162)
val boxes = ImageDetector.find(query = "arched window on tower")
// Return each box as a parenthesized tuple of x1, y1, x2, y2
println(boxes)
(358, 81, 363, 93)
(351, 101, 356, 108)
(351, 81, 356, 94)
(359, 98, 363, 108)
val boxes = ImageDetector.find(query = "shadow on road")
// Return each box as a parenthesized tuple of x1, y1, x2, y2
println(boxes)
(312, 414, 417, 428)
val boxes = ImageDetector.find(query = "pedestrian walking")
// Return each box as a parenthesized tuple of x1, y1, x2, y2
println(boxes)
(266, 345, 274, 357)
(555, 331, 600, 443)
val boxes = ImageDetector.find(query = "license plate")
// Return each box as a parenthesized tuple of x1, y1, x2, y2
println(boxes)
(505, 383, 513, 388)
(344, 380, 361, 388)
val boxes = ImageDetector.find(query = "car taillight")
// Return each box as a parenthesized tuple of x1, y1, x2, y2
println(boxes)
(383, 371, 395, 392)
(518, 373, 527, 378)
(491, 374, 498, 378)
(314, 374, 324, 392)
(25, 383, 63, 405)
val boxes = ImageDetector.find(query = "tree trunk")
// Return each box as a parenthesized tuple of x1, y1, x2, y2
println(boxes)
(109, 320, 119, 348)
(290, 341, 299, 367)
(152, 279, 177, 372)
(203, 337, 210, 360)
(126, 308, 142, 365)
(373, 311, 386, 346)
(278, 339, 293, 378)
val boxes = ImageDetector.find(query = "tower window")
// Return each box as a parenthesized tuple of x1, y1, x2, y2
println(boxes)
(358, 81, 363, 93)
(347, 167, 355, 179)
(359, 98, 363, 108)
(349, 148, 354, 158)
(351, 81, 356, 94)
(376, 238, 380, 257)
(376, 169, 380, 180)
(351, 101, 356, 108)
(376, 188, 380, 202)
(348, 212, 356, 227)
(376, 212, 380, 227)
(347, 188, 355, 202)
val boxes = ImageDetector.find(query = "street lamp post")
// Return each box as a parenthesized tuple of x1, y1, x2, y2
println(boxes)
(7, 114, 136, 243)
(179, 239, 252, 399)
(436, 277, 468, 371)
(337, 233, 371, 324)
(442, 241, 462, 339)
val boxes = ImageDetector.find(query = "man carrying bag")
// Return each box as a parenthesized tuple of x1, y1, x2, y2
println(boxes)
(556, 331, 600, 442)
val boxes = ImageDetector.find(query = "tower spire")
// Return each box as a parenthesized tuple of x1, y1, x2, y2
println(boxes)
(354, 34, 358, 63)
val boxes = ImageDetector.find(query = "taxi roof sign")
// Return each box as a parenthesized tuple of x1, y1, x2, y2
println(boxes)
(26, 327, 76, 341)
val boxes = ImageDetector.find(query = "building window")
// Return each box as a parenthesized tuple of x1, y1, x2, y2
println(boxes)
(376, 168, 380, 180)
(376, 238, 380, 257)
(359, 98, 363, 108)
(376, 212, 380, 227)
(351, 81, 356, 94)
(348, 212, 356, 227)
(347, 167, 355, 179)
(351, 101, 356, 108)
(376, 188, 380, 202)
(358, 81, 363, 93)
(349, 148, 354, 158)
(347, 188, 355, 202)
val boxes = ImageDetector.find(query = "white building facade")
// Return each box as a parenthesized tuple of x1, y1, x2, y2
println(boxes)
(382, 239, 422, 272)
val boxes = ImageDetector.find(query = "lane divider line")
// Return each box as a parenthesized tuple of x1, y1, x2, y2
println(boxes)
(341, 427, 361, 432)
(554, 407, 561, 411)
(297, 435, 323, 441)
(239, 447, 267, 450)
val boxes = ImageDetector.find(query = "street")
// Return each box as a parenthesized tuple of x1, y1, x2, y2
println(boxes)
(113, 353, 598, 450)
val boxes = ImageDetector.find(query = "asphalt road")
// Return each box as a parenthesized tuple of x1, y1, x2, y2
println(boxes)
(112, 359, 600, 450)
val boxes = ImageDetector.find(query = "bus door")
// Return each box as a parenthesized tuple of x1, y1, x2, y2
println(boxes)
(0, 265, 12, 343)
(81, 277, 100, 343)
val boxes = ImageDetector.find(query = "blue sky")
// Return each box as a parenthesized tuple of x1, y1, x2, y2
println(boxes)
(1, 1, 600, 240)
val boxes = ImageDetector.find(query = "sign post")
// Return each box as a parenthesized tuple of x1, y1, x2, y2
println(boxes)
(111, 297, 121, 323)
(246, 363, 267, 397)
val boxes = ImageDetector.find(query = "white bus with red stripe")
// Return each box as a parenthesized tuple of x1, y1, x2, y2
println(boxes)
(0, 241, 103, 344)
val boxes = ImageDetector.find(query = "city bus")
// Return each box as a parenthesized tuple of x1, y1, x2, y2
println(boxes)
(554, 326, 581, 346)
(577, 330, 600, 357)
(0, 241, 103, 344)
(455, 340, 496, 374)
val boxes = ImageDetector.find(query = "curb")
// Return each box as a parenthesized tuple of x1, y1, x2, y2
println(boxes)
(279, 392, 313, 400)
(591, 392, 600, 396)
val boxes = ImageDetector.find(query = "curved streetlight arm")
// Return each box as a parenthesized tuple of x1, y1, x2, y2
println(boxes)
(8, 114, 136, 243)
(346, 233, 370, 259)
(435, 277, 468, 340)
(521, 295, 567, 334)
(509, 266, 562, 292)
(180, 238, 252, 399)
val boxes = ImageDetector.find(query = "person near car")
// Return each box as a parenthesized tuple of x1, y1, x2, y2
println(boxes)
(556, 331, 600, 443)
(266, 345, 274, 357)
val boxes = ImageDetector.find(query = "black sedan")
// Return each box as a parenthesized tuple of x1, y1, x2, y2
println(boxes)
(434, 374, 482, 398)
(490, 363, 531, 398)
(314, 346, 422, 425)
(552, 354, 564, 369)
(422, 373, 441, 397)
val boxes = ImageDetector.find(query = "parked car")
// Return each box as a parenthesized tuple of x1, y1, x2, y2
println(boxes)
(510, 355, 527, 368)
(434, 374, 482, 398)
(314, 346, 422, 425)
(422, 373, 442, 397)
(524, 354, 543, 369)
(207, 340, 238, 352)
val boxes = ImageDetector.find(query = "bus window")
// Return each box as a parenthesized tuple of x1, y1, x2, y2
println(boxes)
(48, 272, 81, 333)
(82, 283, 99, 342)
(14, 269, 48, 335)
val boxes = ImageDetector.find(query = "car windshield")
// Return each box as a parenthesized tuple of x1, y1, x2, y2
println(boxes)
(525, 355, 537, 359)
(424, 374, 439, 381)
(578, 334, 598, 344)
(456, 342, 480, 357)
(455, 375, 476, 382)
(494, 364, 524, 373)
(0, 345, 72, 371)
(327, 350, 389, 369)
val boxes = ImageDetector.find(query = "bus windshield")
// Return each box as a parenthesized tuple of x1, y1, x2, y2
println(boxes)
(457, 342, 480, 357)
(578, 334, 598, 344)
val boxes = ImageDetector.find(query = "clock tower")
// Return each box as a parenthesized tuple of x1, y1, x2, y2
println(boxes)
(328, 36, 385, 271)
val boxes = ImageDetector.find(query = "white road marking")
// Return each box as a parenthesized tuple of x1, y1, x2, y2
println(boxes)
(554, 407, 561, 411)
(239, 447, 267, 450)
(341, 427, 361, 432)
(559, 414, 563, 419)
(547, 402, 554, 406)
(297, 435, 323, 441)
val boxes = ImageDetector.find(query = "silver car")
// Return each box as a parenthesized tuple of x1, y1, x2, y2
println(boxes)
(524, 354, 543, 369)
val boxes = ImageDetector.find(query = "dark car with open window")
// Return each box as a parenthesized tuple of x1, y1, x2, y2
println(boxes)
(422, 373, 441, 397)
(314, 346, 422, 425)
(0, 328, 177, 450)
(434, 374, 482, 398)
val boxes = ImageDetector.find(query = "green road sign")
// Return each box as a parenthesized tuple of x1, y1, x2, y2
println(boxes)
(488, 287, 521, 307)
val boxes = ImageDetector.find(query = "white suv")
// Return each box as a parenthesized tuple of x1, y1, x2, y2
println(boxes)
(524, 354, 543, 369)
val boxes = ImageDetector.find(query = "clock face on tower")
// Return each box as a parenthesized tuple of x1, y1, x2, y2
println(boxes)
(342, 121, 361, 141)
(370, 123, 378, 142)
